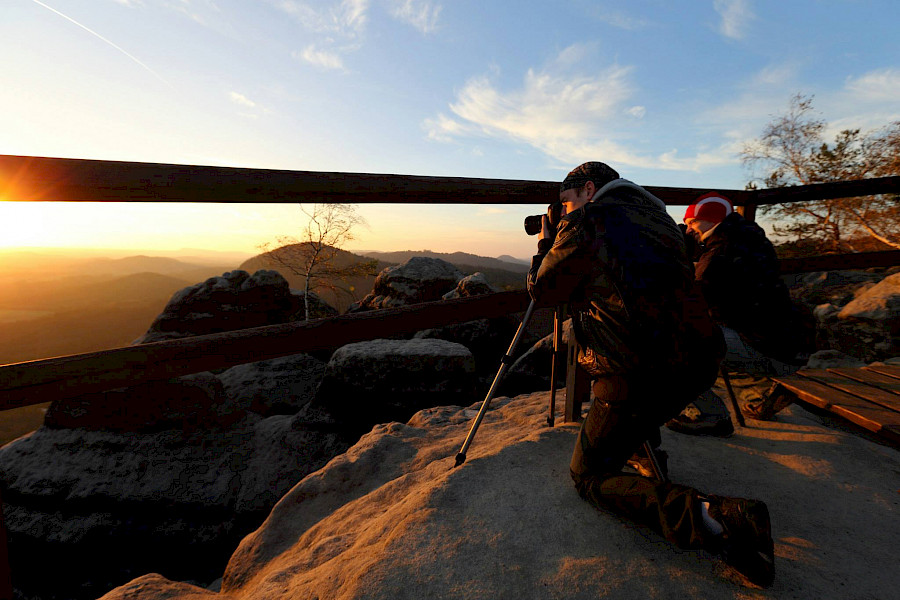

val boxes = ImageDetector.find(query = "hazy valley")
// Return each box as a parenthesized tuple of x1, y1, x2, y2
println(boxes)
(0, 246, 529, 444)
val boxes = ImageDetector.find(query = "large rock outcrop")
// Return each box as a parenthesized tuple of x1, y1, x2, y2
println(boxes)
(102, 388, 900, 600)
(312, 338, 477, 434)
(814, 271, 900, 362)
(135, 270, 317, 344)
(348, 257, 464, 312)
(217, 354, 327, 417)
(0, 408, 349, 600)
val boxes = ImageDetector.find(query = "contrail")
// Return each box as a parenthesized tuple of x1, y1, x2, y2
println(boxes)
(28, 0, 171, 87)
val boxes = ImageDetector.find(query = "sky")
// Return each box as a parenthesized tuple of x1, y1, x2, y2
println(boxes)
(1, 0, 898, 261)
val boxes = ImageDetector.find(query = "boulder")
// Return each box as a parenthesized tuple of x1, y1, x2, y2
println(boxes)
(414, 272, 518, 383)
(788, 270, 885, 310)
(289, 289, 339, 321)
(349, 257, 464, 312)
(803, 349, 867, 370)
(0, 413, 349, 600)
(136, 270, 307, 344)
(217, 354, 326, 417)
(43, 372, 243, 434)
(819, 272, 900, 362)
(441, 272, 497, 300)
(313, 339, 476, 433)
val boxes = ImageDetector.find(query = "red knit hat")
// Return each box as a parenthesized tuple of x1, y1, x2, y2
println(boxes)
(683, 192, 733, 224)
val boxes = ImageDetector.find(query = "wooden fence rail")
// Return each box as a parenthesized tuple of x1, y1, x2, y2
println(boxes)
(0, 290, 531, 411)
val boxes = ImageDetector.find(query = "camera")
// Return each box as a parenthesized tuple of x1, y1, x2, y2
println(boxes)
(524, 202, 563, 235)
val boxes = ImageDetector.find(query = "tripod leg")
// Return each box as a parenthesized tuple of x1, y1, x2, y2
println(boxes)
(720, 366, 745, 428)
(455, 300, 537, 467)
(547, 304, 565, 427)
(642, 440, 668, 483)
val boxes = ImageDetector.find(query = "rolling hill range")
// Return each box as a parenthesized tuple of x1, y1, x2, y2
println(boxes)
(360, 250, 530, 273)
(241, 245, 528, 312)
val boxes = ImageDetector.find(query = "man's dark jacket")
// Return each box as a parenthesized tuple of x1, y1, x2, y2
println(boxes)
(527, 181, 723, 416)
(690, 212, 811, 363)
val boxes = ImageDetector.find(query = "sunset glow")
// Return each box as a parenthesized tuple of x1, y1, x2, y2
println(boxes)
(1, 2, 897, 258)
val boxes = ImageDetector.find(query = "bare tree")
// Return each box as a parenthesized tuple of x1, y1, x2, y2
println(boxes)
(741, 94, 900, 254)
(259, 204, 379, 320)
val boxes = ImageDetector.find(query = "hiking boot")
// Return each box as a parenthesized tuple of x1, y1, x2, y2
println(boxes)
(666, 413, 735, 437)
(705, 495, 775, 587)
(625, 447, 668, 480)
(744, 400, 775, 421)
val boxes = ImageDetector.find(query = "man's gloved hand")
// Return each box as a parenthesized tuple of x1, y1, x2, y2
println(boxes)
(541, 202, 563, 241)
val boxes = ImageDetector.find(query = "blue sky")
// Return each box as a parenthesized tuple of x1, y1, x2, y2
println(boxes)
(1, 0, 898, 260)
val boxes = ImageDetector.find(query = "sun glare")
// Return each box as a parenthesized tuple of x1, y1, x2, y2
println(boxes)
(0, 201, 57, 247)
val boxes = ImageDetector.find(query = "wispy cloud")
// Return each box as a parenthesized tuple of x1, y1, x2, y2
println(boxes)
(274, 0, 441, 69)
(425, 47, 732, 171)
(229, 91, 257, 108)
(844, 68, 900, 103)
(273, 0, 369, 36)
(294, 45, 346, 70)
(389, 0, 442, 33)
(714, 0, 754, 40)
(584, 4, 649, 30)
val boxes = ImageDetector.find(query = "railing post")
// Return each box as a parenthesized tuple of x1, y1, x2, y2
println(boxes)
(736, 202, 758, 222)
(564, 340, 591, 422)
(0, 489, 11, 600)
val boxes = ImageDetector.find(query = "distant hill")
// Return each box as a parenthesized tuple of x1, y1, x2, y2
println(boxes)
(242, 245, 529, 312)
(497, 254, 530, 266)
(361, 250, 529, 273)
(240, 245, 394, 313)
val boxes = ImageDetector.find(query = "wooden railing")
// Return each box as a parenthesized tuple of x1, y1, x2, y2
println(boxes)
(0, 154, 898, 407)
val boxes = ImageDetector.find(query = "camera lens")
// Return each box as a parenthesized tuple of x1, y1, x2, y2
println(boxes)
(524, 214, 543, 235)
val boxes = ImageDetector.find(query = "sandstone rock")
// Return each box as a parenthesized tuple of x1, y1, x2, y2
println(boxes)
(0, 412, 348, 600)
(803, 349, 867, 370)
(217, 354, 326, 417)
(136, 270, 305, 344)
(43, 372, 243, 433)
(313, 338, 476, 432)
(789, 270, 885, 310)
(441, 272, 497, 300)
(349, 257, 463, 312)
(101, 391, 900, 600)
(818, 272, 900, 362)
(289, 289, 339, 321)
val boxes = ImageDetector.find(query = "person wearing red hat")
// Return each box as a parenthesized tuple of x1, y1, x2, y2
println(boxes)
(672, 192, 815, 428)
(527, 163, 776, 587)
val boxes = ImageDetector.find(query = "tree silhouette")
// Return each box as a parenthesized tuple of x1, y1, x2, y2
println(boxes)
(259, 204, 379, 320)
(741, 94, 900, 254)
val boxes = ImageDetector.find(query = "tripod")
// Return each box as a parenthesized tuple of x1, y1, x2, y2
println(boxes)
(453, 301, 667, 483)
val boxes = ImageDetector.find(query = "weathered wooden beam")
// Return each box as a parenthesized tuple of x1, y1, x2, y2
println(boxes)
(749, 176, 900, 206)
(779, 250, 900, 274)
(0, 290, 531, 410)
(0, 155, 751, 206)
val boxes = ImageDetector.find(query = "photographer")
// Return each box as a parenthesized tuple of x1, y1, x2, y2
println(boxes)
(527, 161, 775, 587)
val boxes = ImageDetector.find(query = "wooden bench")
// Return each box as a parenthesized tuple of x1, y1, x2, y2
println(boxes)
(767, 364, 900, 446)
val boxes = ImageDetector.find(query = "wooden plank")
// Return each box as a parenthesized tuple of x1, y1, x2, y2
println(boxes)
(830, 367, 900, 396)
(0, 154, 755, 207)
(799, 369, 900, 414)
(865, 364, 900, 381)
(772, 375, 900, 444)
(0, 290, 531, 410)
(751, 176, 900, 205)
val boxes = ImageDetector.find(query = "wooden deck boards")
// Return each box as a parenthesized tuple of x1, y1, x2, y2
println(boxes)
(771, 365, 900, 446)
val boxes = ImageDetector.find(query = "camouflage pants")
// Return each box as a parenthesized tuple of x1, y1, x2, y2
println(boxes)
(570, 376, 713, 550)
